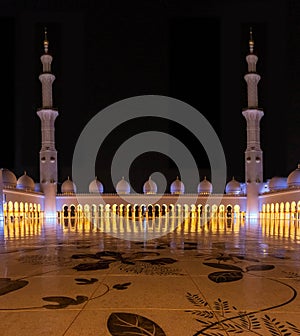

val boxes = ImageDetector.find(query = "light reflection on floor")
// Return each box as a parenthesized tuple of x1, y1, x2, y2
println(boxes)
(0, 216, 300, 335)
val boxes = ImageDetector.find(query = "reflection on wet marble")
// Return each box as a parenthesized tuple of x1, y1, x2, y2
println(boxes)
(0, 216, 299, 335)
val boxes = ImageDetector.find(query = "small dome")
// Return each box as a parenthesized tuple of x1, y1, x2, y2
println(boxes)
(170, 176, 185, 194)
(17, 171, 35, 191)
(34, 183, 41, 192)
(116, 177, 130, 194)
(197, 176, 212, 194)
(269, 176, 287, 191)
(287, 164, 300, 188)
(225, 177, 241, 195)
(143, 176, 157, 194)
(89, 177, 104, 193)
(1, 168, 17, 188)
(240, 182, 247, 194)
(61, 176, 76, 194)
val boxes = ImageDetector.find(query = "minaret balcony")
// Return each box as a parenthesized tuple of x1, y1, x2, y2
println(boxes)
(37, 107, 58, 111)
(242, 107, 263, 111)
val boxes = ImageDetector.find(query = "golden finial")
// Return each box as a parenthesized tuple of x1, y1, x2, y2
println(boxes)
(249, 27, 254, 54)
(44, 27, 49, 54)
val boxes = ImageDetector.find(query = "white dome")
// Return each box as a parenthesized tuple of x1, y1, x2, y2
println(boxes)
(269, 176, 287, 191)
(61, 177, 76, 194)
(287, 164, 300, 188)
(34, 183, 41, 192)
(197, 176, 212, 194)
(143, 176, 157, 194)
(225, 177, 241, 195)
(89, 177, 104, 193)
(1, 168, 17, 188)
(170, 176, 184, 194)
(116, 177, 130, 194)
(17, 171, 35, 191)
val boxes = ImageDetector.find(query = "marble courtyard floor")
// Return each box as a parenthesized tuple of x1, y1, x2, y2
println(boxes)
(0, 216, 300, 336)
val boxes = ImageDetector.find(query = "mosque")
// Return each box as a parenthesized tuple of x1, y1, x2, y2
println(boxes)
(1, 28, 300, 223)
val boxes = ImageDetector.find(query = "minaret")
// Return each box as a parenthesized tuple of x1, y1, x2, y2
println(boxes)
(242, 28, 264, 217)
(0, 169, 3, 221)
(37, 28, 59, 217)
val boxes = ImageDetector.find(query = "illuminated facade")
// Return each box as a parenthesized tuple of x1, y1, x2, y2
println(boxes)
(0, 30, 300, 222)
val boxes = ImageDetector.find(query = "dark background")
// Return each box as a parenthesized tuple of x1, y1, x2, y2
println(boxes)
(0, 0, 298, 193)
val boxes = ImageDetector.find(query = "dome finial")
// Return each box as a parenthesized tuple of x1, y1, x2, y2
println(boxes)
(44, 26, 49, 54)
(249, 27, 254, 54)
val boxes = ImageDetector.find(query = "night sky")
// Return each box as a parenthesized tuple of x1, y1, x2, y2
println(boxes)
(0, 0, 298, 193)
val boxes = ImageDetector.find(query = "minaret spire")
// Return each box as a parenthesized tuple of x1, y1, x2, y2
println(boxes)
(43, 27, 49, 54)
(37, 28, 59, 217)
(242, 27, 264, 218)
(249, 27, 254, 54)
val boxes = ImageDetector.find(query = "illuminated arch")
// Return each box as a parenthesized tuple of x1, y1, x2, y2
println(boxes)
(291, 201, 296, 213)
(154, 204, 160, 217)
(219, 204, 225, 213)
(70, 204, 76, 217)
(169, 204, 175, 214)
(280, 202, 284, 213)
(161, 204, 168, 216)
(190, 204, 196, 213)
(153, 203, 160, 210)
(14, 202, 19, 213)
(197, 204, 203, 215)
(226, 205, 232, 213)
(91, 204, 97, 216)
(62, 204, 68, 211)
(118, 204, 124, 216)
(19, 202, 24, 213)
(147, 204, 153, 217)
(212, 204, 218, 214)
(204, 204, 210, 214)
(285, 202, 290, 213)
(124, 204, 132, 217)
(234, 204, 240, 213)
(8, 201, 14, 212)
(62, 204, 69, 217)
(176, 204, 182, 216)
(139, 204, 146, 216)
